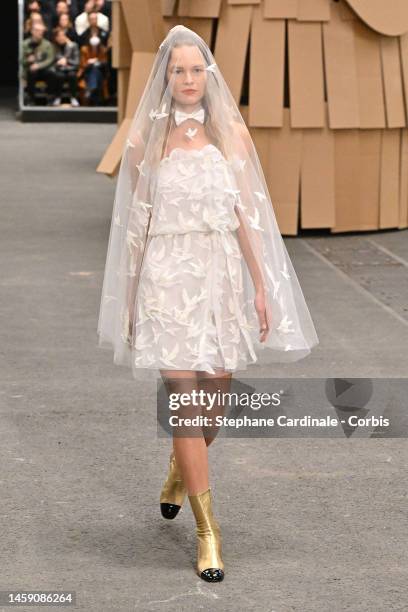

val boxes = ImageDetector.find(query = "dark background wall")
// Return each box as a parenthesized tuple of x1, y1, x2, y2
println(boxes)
(1, 2, 19, 90)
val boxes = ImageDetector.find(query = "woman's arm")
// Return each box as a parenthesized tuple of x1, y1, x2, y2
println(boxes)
(234, 205, 269, 342)
(232, 121, 270, 341)
(125, 132, 151, 340)
(234, 205, 264, 293)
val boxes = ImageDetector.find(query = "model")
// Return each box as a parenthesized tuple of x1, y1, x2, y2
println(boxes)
(97, 25, 319, 582)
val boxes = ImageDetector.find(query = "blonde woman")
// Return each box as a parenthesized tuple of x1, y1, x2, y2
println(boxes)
(97, 25, 319, 583)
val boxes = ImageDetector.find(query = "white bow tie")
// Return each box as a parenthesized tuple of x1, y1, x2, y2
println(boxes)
(174, 107, 205, 126)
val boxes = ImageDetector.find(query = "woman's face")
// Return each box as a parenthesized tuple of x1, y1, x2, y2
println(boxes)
(166, 45, 207, 108)
(59, 14, 69, 27)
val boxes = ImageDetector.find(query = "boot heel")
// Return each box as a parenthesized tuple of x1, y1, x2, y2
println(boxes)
(160, 449, 187, 519)
(188, 487, 225, 582)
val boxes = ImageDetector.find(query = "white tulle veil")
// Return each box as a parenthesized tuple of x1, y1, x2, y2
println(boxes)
(97, 24, 319, 375)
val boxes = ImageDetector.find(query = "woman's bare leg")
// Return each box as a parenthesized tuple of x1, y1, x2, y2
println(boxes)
(197, 369, 233, 446)
(160, 369, 209, 495)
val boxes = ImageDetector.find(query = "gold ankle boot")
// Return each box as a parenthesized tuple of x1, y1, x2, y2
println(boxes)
(188, 487, 225, 582)
(160, 449, 187, 519)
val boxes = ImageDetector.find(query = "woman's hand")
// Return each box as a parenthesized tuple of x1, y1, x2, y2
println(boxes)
(254, 289, 270, 343)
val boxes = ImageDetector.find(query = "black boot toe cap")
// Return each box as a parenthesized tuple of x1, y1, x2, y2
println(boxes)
(200, 568, 224, 582)
(160, 502, 181, 519)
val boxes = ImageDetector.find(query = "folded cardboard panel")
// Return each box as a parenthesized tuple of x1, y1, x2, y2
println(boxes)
(177, 0, 222, 18)
(400, 34, 408, 123)
(301, 105, 335, 228)
(344, 0, 408, 37)
(162, 0, 177, 17)
(100, 0, 408, 233)
(121, 0, 164, 51)
(399, 129, 408, 228)
(214, 2, 253, 103)
(331, 130, 361, 232)
(125, 51, 157, 118)
(264, 0, 329, 21)
(265, 109, 302, 235)
(288, 20, 325, 128)
(353, 19, 385, 128)
(340, 1, 356, 21)
(112, 0, 132, 68)
(323, 2, 360, 129)
(228, 0, 260, 5)
(117, 67, 130, 124)
(163, 17, 213, 44)
(379, 129, 401, 228)
(249, 6, 284, 127)
(380, 36, 406, 128)
(97, 117, 132, 176)
(263, 0, 297, 19)
(250, 127, 270, 173)
(297, 0, 330, 22)
(332, 129, 381, 233)
(356, 130, 381, 230)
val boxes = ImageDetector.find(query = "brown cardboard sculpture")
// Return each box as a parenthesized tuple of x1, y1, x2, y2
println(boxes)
(98, 0, 408, 235)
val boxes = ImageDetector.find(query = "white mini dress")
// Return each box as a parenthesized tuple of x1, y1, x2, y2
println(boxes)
(133, 144, 258, 374)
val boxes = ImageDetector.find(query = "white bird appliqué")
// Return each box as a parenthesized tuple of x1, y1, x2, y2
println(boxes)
(254, 191, 267, 202)
(160, 343, 180, 367)
(149, 102, 169, 121)
(248, 208, 264, 231)
(224, 187, 240, 199)
(280, 261, 291, 280)
(185, 127, 198, 140)
(277, 314, 295, 334)
(137, 200, 153, 213)
(136, 159, 146, 175)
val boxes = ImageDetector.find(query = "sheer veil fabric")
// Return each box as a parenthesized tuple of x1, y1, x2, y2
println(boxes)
(97, 25, 319, 375)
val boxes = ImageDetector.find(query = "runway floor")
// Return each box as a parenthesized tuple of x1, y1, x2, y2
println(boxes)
(1, 95, 407, 612)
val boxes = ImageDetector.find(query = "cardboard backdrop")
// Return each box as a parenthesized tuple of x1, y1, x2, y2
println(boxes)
(98, 0, 408, 235)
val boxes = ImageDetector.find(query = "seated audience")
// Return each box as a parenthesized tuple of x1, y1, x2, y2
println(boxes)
(51, 27, 80, 107)
(78, 34, 108, 105)
(21, 22, 57, 105)
(78, 10, 108, 47)
(25, 0, 55, 36)
(22, 0, 114, 107)
(56, 12, 78, 44)
(24, 11, 47, 39)
(75, 0, 109, 38)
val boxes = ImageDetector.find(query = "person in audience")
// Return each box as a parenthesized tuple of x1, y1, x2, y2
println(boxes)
(94, 0, 111, 19)
(21, 22, 57, 105)
(64, 0, 79, 19)
(25, 0, 41, 15)
(24, 11, 47, 39)
(77, 33, 108, 105)
(26, 0, 55, 35)
(52, 1, 69, 25)
(78, 10, 108, 47)
(50, 27, 80, 107)
(75, 0, 109, 38)
(57, 12, 78, 43)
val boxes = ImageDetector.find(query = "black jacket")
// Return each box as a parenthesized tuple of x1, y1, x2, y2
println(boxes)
(53, 40, 80, 71)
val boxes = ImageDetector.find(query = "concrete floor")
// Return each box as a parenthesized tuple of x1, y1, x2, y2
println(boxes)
(1, 96, 407, 611)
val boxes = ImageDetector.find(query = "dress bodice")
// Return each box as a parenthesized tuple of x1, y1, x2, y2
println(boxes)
(148, 144, 241, 236)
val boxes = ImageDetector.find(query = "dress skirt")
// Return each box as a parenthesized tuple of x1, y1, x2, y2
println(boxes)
(133, 229, 258, 373)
